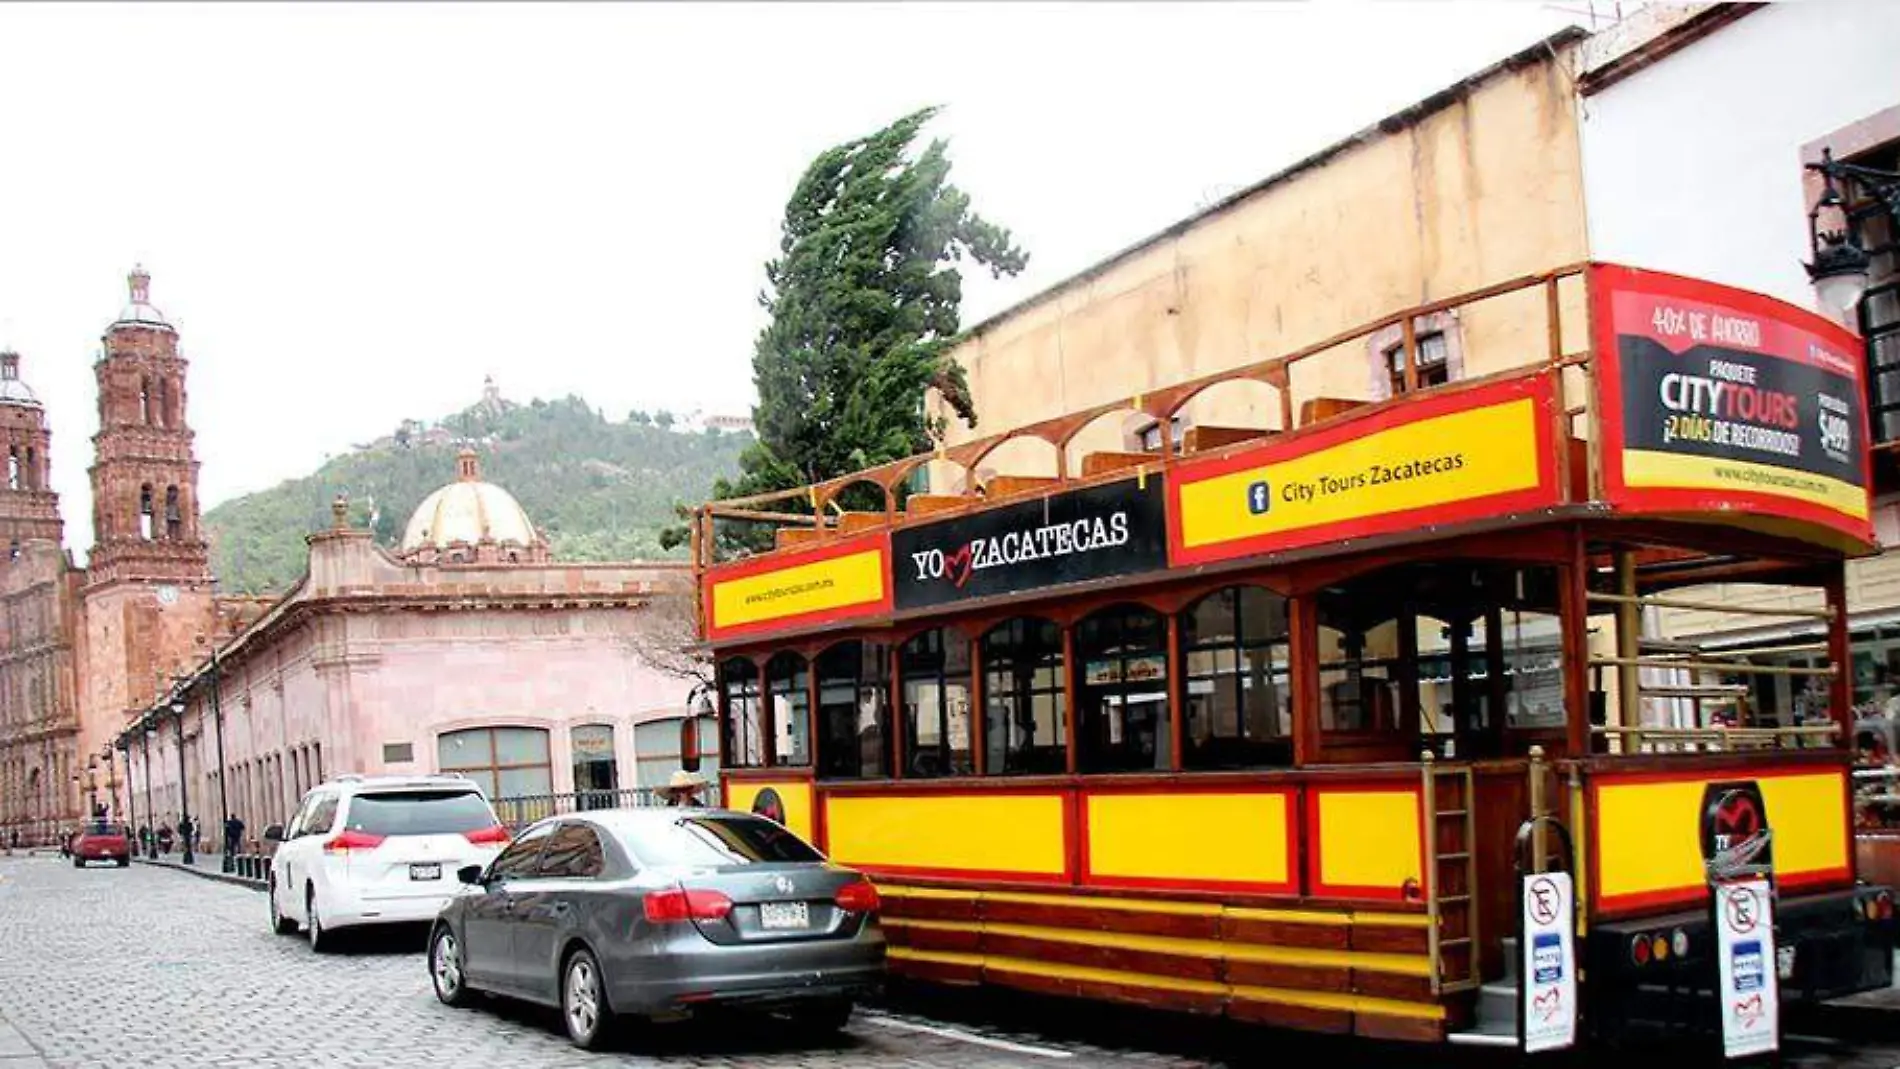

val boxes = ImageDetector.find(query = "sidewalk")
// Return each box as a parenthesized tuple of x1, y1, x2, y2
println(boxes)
(135, 851, 266, 892)
(0, 1015, 50, 1069)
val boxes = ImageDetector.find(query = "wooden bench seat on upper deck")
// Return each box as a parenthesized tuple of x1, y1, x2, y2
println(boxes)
(1180, 424, 1277, 453)
(983, 475, 1059, 499)
(1300, 396, 1369, 427)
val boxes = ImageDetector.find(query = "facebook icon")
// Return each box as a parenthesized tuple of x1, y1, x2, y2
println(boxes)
(1247, 481, 1271, 515)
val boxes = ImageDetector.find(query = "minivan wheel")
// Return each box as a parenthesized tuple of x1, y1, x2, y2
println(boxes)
(306, 888, 332, 953)
(562, 948, 611, 1050)
(269, 881, 297, 935)
(430, 926, 471, 1007)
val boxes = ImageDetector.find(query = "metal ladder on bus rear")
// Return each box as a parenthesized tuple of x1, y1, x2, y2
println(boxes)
(1421, 752, 1481, 995)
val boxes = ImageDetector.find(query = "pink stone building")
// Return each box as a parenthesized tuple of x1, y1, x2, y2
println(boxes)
(124, 459, 713, 838)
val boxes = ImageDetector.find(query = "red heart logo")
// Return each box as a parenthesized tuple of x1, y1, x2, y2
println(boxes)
(945, 544, 975, 588)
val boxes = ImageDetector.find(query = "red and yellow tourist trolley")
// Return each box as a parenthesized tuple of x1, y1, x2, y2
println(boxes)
(688, 263, 1894, 1045)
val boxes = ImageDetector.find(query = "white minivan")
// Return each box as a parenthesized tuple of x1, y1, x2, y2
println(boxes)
(266, 775, 511, 951)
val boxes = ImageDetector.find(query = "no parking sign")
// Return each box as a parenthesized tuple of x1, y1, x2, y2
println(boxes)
(1714, 876, 1779, 1059)
(1521, 871, 1576, 1053)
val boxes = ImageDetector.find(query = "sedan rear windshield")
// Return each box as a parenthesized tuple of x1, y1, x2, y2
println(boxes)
(342, 791, 495, 836)
(627, 815, 823, 868)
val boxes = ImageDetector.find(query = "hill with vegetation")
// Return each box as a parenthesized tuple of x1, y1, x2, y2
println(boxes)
(204, 395, 748, 595)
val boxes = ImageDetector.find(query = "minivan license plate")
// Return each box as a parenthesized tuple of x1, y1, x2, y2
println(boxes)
(410, 863, 441, 881)
(760, 901, 810, 930)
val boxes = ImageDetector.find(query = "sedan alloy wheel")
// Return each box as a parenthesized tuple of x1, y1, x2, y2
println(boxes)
(562, 949, 610, 1050)
(431, 927, 470, 1007)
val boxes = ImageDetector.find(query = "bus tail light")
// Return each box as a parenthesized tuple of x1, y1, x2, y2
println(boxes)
(1630, 933, 1652, 965)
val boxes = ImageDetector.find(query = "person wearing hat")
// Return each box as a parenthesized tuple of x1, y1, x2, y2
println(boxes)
(658, 770, 707, 808)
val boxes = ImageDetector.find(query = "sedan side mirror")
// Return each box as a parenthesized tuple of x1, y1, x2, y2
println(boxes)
(457, 864, 485, 886)
(262, 824, 285, 843)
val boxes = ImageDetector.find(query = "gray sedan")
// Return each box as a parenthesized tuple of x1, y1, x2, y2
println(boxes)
(427, 807, 887, 1049)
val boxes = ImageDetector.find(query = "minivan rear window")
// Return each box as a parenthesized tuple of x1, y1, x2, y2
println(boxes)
(342, 791, 495, 836)
(625, 815, 823, 868)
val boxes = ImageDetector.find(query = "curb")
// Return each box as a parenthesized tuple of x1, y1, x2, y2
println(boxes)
(134, 857, 267, 893)
(1789, 999, 1900, 1042)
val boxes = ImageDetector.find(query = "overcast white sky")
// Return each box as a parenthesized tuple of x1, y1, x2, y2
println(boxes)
(0, 1, 1588, 558)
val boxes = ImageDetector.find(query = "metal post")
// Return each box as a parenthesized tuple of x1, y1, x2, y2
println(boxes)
(174, 704, 194, 866)
(1528, 744, 1548, 874)
(141, 724, 156, 859)
(211, 650, 231, 873)
(120, 742, 136, 853)
(1614, 550, 1641, 749)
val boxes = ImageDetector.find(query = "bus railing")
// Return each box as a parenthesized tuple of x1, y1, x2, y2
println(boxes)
(1591, 724, 1838, 753)
(491, 788, 664, 830)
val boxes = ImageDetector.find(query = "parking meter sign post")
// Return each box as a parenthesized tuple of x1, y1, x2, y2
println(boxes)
(1713, 876, 1779, 1060)
(1520, 870, 1577, 1053)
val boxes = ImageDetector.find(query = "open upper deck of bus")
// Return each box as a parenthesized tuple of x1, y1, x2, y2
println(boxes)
(692, 262, 1871, 665)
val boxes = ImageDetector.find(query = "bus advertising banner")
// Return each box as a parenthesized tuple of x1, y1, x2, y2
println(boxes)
(1591, 263, 1872, 547)
(1166, 375, 1559, 568)
(892, 476, 1169, 610)
(702, 533, 892, 642)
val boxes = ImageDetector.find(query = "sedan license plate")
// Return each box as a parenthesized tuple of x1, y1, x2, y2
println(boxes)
(410, 863, 442, 881)
(759, 901, 810, 930)
(1777, 945, 1796, 980)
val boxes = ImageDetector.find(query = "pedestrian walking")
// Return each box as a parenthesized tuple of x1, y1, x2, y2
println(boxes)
(178, 815, 195, 854)
(138, 824, 151, 853)
(156, 823, 173, 855)
(224, 814, 244, 857)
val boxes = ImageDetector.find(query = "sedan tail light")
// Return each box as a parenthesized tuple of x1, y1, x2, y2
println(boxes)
(462, 825, 511, 846)
(643, 885, 733, 924)
(322, 829, 385, 854)
(834, 878, 880, 914)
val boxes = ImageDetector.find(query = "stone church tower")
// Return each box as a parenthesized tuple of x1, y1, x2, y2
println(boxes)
(78, 267, 218, 766)
(0, 350, 62, 551)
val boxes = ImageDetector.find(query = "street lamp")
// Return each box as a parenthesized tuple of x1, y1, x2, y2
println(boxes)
(171, 699, 193, 866)
(1805, 147, 1900, 317)
(141, 717, 157, 859)
(208, 649, 231, 873)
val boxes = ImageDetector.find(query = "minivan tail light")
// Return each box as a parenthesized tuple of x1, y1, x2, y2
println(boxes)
(643, 886, 733, 924)
(462, 825, 511, 846)
(323, 830, 385, 854)
(834, 878, 880, 914)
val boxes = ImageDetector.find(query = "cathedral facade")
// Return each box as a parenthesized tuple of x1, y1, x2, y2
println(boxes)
(3, 270, 704, 846)
(0, 269, 241, 844)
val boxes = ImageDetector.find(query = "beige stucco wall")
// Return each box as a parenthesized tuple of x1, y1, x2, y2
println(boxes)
(930, 42, 1590, 487)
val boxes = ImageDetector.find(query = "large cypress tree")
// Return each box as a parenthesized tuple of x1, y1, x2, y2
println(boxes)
(692, 108, 1027, 533)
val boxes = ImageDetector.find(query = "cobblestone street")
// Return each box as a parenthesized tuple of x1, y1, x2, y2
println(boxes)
(6, 855, 1900, 1069)
(0, 857, 1221, 1069)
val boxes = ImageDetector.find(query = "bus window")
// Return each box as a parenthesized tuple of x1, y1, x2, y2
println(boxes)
(766, 651, 811, 767)
(1316, 599, 1402, 734)
(982, 618, 1067, 775)
(1075, 605, 1171, 773)
(1180, 586, 1292, 768)
(901, 628, 973, 778)
(719, 657, 764, 768)
(817, 641, 890, 779)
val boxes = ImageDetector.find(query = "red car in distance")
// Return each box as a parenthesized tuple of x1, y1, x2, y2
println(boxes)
(72, 822, 131, 868)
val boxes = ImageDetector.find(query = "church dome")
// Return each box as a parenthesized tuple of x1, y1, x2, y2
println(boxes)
(0, 352, 38, 408)
(400, 448, 543, 558)
(112, 265, 174, 332)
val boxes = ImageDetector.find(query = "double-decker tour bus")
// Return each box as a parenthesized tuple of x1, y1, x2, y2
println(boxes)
(686, 263, 1894, 1048)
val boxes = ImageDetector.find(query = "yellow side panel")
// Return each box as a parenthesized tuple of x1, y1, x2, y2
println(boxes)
(1315, 790, 1421, 896)
(1087, 792, 1291, 889)
(1594, 771, 1848, 905)
(1760, 773, 1851, 877)
(826, 793, 1068, 877)
(708, 548, 886, 632)
(724, 780, 815, 844)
